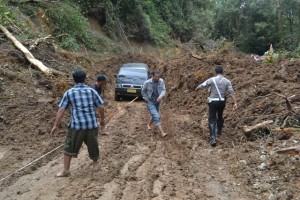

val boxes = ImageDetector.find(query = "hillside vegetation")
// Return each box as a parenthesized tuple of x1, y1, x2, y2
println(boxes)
(0, 0, 300, 57)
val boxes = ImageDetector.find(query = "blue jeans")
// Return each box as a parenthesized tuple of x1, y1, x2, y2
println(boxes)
(147, 101, 161, 125)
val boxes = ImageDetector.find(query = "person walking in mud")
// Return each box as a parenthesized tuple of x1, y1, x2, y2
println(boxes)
(195, 66, 237, 146)
(50, 69, 105, 177)
(91, 74, 109, 135)
(142, 69, 167, 137)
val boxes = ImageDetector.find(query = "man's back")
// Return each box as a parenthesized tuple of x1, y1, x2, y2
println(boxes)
(59, 83, 104, 130)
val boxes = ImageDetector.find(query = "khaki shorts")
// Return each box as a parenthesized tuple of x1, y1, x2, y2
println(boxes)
(64, 128, 99, 160)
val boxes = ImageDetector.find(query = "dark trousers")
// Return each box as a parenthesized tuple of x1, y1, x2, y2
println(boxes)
(208, 101, 226, 145)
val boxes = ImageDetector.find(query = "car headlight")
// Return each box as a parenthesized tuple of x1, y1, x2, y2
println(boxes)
(116, 84, 122, 88)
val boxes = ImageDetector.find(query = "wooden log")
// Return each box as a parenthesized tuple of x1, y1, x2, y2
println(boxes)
(0, 25, 51, 75)
(0, 25, 66, 76)
(243, 120, 273, 133)
(276, 146, 300, 155)
(273, 127, 300, 134)
(190, 53, 203, 60)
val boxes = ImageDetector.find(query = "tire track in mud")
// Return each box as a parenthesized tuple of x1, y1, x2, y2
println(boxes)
(0, 100, 255, 199)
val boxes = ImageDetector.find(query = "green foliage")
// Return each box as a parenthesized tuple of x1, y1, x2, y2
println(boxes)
(279, 44, 300, 58)
(3, 0, 298, 55)
(0, 5, 15, 25)
(150, 0, 214, 42)
(67, 0, 100, 12)
(37, 1, 96, 51)
(0, 5, 32, 38)
(59, 37, 80, 51)
(140, 1, 171, 46)
(213, 0, 300, 55)
(67, 0, 214, 46)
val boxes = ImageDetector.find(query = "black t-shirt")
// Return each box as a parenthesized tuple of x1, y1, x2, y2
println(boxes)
(151, 81, 159, 102)
(91, 82, 102, 96)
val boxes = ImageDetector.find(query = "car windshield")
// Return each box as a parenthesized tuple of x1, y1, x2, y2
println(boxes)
(119, 68, 148, 78)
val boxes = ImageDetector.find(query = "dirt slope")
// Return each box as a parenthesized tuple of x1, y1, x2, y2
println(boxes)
(0, 41, 300, 199)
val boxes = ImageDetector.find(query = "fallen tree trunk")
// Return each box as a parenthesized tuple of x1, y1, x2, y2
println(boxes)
(273, 127, 300, 134)
(276, 145, 300, 155)
(190, 53, 203, 60)
(0, 24, 65, 76)
(243, 120, 274, 133)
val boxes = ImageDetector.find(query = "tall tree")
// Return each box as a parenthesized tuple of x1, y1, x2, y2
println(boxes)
(276, 0, 284, 48)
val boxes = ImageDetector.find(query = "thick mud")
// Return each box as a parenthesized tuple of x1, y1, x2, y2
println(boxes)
(0, 41, 300, 199)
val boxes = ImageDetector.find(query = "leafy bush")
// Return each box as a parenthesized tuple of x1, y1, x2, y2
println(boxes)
(0, 5, 14, 25)
(140, 1, 171, 46)
(60, 37, 80, 51)
(0, 5, 32, 38)
(38, 1, 96, 51)
(279, 44, 300, 59)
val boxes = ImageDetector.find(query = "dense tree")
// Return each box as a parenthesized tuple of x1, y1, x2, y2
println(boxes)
(213, 0, 300, 54)
(2, 0, 299, 54)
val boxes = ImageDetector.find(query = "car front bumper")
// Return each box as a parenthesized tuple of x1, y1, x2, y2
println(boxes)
(115, 88, 142, 97)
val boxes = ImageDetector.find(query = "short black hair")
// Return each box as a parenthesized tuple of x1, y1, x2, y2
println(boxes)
(97, 74, 107, 81)
(151, 69, 161, 76)
(72, 69, 86, 83)
(215, 66, 223, 74)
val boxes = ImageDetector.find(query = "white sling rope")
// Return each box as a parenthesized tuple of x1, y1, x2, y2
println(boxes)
(1, 97, 139, 183)
(0, 144, 63, 182)
(212, 77, 222, 100)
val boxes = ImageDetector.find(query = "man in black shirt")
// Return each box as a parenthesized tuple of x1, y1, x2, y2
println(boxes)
(92, 74, 108, 98)
(92, 74, 109, 135)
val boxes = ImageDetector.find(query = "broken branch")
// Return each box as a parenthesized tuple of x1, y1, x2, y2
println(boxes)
(273, 127, 300, 134)
(243, 120, 273, 133)
(276, 145, 300, 155)
(190, 53, 203, 60)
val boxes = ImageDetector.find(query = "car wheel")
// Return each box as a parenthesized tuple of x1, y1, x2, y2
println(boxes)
(115, 93, 121, 101)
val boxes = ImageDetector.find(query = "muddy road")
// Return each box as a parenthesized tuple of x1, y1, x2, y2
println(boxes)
(0, 100, 254, 200)
(0, 42, 300, 199)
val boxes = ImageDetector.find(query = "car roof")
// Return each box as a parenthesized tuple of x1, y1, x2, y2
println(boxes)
(121, 63, 148, 70)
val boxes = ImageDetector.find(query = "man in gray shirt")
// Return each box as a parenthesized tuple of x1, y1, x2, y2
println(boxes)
(196, 66, 237, 146)
(142, 70, 167, 137)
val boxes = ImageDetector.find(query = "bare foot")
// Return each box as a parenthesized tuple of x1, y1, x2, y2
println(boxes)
(99, 126, 109, 135)
(147, 124, 151, 130)
(91, 162, 100, 172)
(161, 132, 168, 137)
(99, 130, 110, 135)
(56, 170, 70, 177)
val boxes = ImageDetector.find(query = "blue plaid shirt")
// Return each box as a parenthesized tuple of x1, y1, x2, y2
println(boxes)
(59, 83, 104, 130)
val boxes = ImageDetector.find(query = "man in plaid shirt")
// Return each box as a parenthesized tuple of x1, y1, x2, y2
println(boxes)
(51, 69, 105, 177)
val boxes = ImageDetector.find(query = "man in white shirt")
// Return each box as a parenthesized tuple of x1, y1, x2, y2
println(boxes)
(196, 66, 237, 146)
